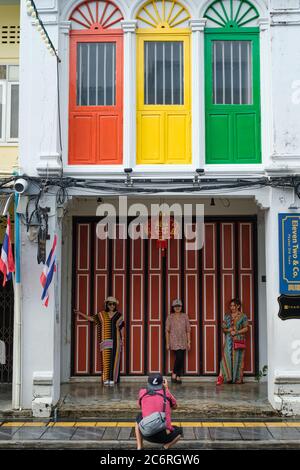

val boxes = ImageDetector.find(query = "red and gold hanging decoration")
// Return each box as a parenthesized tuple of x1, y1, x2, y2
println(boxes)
(145, 214, 180, 256)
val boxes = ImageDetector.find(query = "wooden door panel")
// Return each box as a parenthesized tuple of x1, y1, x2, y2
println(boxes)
(74, 223, 91, 374)
(184, 225, 200, 374)
(148, 240, 163, 373)
(166, 238, 182, 374)
(202, 223, 218, 374)
(129, 236, 145, 374)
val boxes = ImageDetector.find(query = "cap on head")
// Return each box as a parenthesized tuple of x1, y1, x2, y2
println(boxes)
(172, 299, 183, 308)
(105, 296, 119, 305)
(147, 373, 163, 391)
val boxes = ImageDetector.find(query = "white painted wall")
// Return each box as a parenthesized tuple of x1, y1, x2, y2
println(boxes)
(271, 24, 300, 165)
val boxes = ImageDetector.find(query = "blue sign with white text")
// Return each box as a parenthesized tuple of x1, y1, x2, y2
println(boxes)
(279, 214, 300, 295)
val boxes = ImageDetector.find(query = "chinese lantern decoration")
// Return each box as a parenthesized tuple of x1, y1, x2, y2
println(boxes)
(145, 214, 179, 256)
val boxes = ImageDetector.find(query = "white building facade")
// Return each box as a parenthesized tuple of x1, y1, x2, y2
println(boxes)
(15, 0, 300, 416)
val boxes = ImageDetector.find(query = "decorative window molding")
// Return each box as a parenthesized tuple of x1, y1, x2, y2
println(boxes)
(69, 0, 124, 31)
(204, 0, 260, 29)
(136, 0, 191, 29)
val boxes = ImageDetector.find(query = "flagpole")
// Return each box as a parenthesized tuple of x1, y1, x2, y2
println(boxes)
(12, 193, 22, 410)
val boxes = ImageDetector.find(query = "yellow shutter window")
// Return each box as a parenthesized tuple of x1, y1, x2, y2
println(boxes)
(136, 1, 191, 165)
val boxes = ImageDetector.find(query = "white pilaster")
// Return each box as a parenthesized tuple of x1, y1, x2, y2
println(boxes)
(265, 188, 300, 415)
(259, 18, 274, 171)
(190, 19, 207, 170)
(121, 20, 137, 170)
(21, 194, 62, 414)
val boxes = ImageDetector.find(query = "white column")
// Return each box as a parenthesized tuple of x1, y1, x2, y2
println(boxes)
(21, 194, 62, 415)
(19, 1, 62, 176)
(259, 18, 273, 170)
(190, 19, 207, 170)
(121, 20, 137, 170)
(265, 188, 300, 415)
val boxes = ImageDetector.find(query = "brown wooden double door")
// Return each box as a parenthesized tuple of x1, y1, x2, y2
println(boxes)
(72, 218, 257, 376)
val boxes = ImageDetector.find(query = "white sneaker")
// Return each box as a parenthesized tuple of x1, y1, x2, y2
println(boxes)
(103, 380, 110, 386)
(109, 381, 115, 386)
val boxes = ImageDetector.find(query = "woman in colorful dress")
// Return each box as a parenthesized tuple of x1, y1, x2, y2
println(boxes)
(216, 298, 248, 385)
(74, 296, 124, 386)
(166, 299, 191, 384)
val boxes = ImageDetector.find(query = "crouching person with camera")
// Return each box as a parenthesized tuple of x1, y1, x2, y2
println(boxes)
(135, 374, 183, 450)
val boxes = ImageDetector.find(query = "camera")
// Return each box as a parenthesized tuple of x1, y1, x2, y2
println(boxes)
(14, 178, 29, 194)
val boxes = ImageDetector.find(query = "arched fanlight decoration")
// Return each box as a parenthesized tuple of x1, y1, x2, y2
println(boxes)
(69, 0, 124, 30)
(136, 0, 191, 29)
(204, 0, 259, 29)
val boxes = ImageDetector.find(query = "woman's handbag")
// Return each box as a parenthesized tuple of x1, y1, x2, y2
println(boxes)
(233, 339, 246, 350)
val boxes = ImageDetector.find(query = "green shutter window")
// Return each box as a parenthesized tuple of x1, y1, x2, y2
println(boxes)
(204, 0, 261, 165)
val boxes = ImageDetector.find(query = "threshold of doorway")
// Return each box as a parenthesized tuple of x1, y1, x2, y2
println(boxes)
(68, 376, 259, 384)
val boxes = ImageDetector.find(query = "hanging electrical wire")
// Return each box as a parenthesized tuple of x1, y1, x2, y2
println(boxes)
(25, 0, 61, 62)
(0, 174, 299, 196)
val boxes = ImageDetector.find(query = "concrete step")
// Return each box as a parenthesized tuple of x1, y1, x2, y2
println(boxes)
(0, 440, 299, 450)
(55, 404, 280, 420)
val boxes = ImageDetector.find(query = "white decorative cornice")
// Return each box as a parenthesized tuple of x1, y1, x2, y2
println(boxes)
(121, 20, 138, 33)
(37, 154, 63, 177)
(189, 18, 207, 32)
(35, 0, 58, 13)
(253, 188, 271, 210)
(271, 11, 300, 25)
(59, 21, 72, 35)
(258, 18, 270, 31)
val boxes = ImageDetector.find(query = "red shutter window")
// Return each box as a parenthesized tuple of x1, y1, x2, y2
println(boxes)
(69, 1, 124, 165)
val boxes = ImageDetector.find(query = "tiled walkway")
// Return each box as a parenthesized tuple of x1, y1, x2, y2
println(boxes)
(0, 421, 300, 448)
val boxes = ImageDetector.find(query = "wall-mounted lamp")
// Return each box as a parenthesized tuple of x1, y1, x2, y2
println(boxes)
(124, 168, 133, 187)
(193, 168, 205, 185)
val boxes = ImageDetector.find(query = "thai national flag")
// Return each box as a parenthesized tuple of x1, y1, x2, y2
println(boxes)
(40, 235, 57, 307)
(0, 215, 15, 286)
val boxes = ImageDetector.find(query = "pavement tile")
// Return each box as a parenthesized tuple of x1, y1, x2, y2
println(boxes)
(71, 427, 106, 441)
(265, 422, 288, 427)
(268, 427, 300, 440)
(18, 422, 49, 427)
(194, 428, 211, 440)
(182, 427, 195, 440)
(239, 427, 274, 441)
(102, 427, 121, 440)
(12, 427, 47, 441)
(118, 427, 133, 440)
(117, 422, 134, 427)
(0, 428, 19, 440)
(209, 427, 243, 441)
(75, 422, 97, 427)
(2, 422, 25, 427)
(96, 422, 117, 427)
(52, 422, 76, 427)
(201, 422, 224, 427)
(181, 422, 202, 427)
(40, 427, 77, 440)
(243, 422, 266, 427)
(223, 423, 245, 427)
